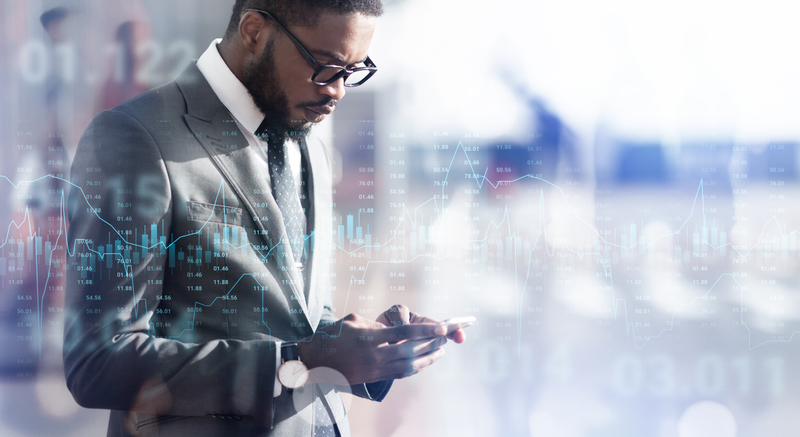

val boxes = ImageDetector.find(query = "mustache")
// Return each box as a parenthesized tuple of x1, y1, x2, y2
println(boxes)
(297, 98, 337, 109)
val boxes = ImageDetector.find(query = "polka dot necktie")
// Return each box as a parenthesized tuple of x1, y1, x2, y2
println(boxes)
(260, 130, 306, 266)
(314, 389, 337, 437)
(257, 127, 334, 436)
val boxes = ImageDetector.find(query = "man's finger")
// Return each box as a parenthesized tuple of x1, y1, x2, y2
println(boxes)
(447, 328, 467, 343)
(369, 323, 446, 344)
(380, 336, 447, 361)
(379, 304, 411, 327)
(382, 347, 446, 380)
(407, 313, 440, 325)
(391, 304, 411, 324)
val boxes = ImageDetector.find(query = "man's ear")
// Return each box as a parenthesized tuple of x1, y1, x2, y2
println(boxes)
(238, 10, 271, 55)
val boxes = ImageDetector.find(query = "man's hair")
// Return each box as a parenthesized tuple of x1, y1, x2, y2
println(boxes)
(224, 0, 383, 37)
(40, 7, 69, 29)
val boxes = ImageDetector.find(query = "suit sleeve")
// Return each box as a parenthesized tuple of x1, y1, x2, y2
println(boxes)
(313, 137, 393, 402)
(63, 109, 278, 428)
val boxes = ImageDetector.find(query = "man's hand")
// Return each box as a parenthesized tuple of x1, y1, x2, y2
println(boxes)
(296, 313, 447, 385)
(377, 304, 467, 344)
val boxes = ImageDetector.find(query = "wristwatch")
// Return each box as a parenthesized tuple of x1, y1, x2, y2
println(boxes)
(278, 342, 309, 390)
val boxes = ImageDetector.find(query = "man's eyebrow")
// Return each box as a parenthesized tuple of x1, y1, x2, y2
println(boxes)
(311, 49, 367, 66)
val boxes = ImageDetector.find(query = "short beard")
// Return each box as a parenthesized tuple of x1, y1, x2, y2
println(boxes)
(241, 37, 310, 144)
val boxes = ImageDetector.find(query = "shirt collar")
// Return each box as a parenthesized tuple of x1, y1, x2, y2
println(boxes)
(196, 38, 264, 134)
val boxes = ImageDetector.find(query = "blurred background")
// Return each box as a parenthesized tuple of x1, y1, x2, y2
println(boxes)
(2, 0, 800, 436)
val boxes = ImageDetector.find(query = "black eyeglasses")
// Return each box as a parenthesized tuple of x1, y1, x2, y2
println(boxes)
(246, 8, 378, 87)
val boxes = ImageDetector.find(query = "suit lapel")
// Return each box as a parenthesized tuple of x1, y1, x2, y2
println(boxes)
(299, 139, 320, 328)
(175, 63, 310, 321)
(302, 136, 334, 330)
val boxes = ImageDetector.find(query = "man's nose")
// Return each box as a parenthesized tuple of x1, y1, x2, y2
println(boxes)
(319, 77, 346, 101)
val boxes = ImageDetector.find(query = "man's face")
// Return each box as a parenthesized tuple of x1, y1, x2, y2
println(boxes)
(242, 11, 376, 140)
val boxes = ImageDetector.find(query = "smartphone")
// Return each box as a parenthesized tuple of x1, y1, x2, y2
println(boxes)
(439, 316, 476, 333)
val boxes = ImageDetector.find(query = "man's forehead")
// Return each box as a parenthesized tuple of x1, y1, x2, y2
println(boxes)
(292, 11, 376, 65)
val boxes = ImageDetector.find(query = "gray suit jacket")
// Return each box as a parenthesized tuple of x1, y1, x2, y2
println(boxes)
(64, 63, 389, 436)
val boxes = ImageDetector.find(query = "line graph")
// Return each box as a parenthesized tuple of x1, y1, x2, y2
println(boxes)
(335, 141, 800, 352)
(2, 140, 799, 363)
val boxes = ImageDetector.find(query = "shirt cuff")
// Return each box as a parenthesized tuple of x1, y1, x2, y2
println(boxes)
(273, 340, 282, 398)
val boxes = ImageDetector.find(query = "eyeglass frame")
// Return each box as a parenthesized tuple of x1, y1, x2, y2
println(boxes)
(245, 8, 378, 87)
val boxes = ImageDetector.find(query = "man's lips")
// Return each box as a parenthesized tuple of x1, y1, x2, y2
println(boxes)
(303, 106, 334, 123)
(308, 105, 334, 115)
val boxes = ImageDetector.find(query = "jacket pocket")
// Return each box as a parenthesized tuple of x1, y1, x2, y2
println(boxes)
(135, 414, 190, 431)
(187, 201, 244, 227)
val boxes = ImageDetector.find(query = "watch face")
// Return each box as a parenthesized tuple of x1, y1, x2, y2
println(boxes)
(278, 360, 309, 389)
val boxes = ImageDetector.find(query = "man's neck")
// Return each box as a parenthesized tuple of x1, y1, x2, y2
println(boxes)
(217, 38, 246, 84)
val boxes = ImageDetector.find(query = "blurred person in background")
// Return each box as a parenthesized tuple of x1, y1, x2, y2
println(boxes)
(98, 21, 150, 111)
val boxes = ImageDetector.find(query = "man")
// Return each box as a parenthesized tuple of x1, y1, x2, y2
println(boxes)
(63, 1, 465, 435)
